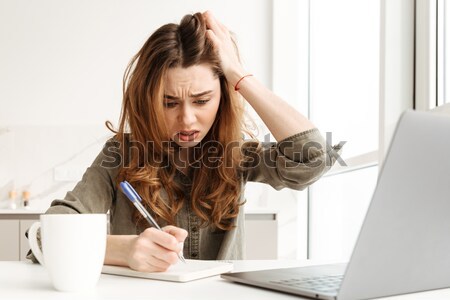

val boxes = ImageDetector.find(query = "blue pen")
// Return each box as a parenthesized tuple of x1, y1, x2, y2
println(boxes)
(120, 180, 186, 264)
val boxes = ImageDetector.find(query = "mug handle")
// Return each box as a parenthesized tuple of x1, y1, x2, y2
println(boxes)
(28, 221, 45, 266)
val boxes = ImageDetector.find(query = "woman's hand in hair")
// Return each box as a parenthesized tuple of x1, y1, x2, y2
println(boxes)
(126, 225, 188, 272)
(202, 11, 316, 141)
(203, 10, 246, 87)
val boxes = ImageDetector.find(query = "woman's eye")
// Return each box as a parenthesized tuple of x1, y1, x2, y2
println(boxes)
(164, 102, 177, 108)
(195, 99, 210, 105)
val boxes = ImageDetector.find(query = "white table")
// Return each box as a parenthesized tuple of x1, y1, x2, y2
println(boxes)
(1, 260, 450, 299)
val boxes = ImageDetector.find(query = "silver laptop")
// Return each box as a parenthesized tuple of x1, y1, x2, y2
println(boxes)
(222, 110, 450, 300)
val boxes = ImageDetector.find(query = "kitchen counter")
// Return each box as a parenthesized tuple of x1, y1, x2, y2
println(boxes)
(0, 209, 43, 219)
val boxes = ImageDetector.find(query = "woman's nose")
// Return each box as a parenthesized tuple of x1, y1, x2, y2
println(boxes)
(179, 104, 196, 126)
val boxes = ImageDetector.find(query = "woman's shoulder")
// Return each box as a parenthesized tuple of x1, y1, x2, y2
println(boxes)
(90, 134, 129, 171)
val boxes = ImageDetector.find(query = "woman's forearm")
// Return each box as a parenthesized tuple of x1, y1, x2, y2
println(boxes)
(104, 234, 136, 266)
(229, 69, 316, 142)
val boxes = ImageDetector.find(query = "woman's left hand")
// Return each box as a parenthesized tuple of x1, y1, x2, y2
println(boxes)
(203, 11, 245, 85)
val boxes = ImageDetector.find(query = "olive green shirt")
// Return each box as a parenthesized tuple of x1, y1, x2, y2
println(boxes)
(27, 129, 342, 262)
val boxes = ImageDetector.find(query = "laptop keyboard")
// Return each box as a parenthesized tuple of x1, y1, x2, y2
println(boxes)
(269, 274, 343, 294)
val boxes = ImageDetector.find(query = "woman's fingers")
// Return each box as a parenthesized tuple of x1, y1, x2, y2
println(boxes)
(142, 227, 180, 252)
(162, 225, 188, 243)
(141, 226, 186, 260)
(203, 10, 243, 77)
(147, 255, 171, 271)
(128, 228, 183, 272)
(203, 11, 228, 38)
(206, 29, 220, 47)
(134, 254, 171, 272)
(148, 241, 180, 265)
(203, 11, 219, 31)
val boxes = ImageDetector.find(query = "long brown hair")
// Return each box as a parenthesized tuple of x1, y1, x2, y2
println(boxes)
(111, 13, 249, 231)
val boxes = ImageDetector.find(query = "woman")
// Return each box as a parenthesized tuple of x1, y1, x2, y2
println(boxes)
(28, 11, 341, 272)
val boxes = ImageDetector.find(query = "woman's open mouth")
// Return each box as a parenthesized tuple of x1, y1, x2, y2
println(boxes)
(177, 130, 199, 142)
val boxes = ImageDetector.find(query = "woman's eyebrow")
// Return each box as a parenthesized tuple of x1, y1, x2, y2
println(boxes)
(190, 90, 213, 97)
(164, 95, 180, 100)
(164, 90, 213, 100)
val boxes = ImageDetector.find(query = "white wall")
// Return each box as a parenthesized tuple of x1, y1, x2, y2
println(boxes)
(0, 0, 272, 126)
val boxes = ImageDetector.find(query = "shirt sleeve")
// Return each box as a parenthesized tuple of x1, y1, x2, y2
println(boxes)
(241, 128, 343, 191)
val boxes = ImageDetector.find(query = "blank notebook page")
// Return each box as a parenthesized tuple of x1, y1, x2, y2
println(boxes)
(102, 259, 233, 282)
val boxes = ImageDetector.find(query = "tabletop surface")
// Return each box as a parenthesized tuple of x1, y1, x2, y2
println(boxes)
(1, 260, 450, 300)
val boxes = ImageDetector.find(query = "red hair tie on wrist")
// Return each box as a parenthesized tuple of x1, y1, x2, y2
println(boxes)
(234, 74, 253, 91)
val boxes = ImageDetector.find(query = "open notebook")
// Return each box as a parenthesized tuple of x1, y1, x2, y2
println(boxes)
(102, 260, 233, 282)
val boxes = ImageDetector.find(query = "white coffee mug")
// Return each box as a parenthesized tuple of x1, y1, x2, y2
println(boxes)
(28, 214, 107, 292)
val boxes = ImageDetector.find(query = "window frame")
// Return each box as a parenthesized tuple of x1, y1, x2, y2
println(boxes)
(416, 0, 450, 110)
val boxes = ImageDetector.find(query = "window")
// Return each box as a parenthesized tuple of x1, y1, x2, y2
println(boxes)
(309, 166, 378, 260)
(308, 0, 380, 260)
(272, 0, 411, 260)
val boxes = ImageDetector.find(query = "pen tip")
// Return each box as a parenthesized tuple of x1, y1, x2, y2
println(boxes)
(179, 255, 187, 264)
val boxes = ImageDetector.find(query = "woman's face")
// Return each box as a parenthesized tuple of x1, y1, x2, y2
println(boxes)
(163, 64, 221, 148)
